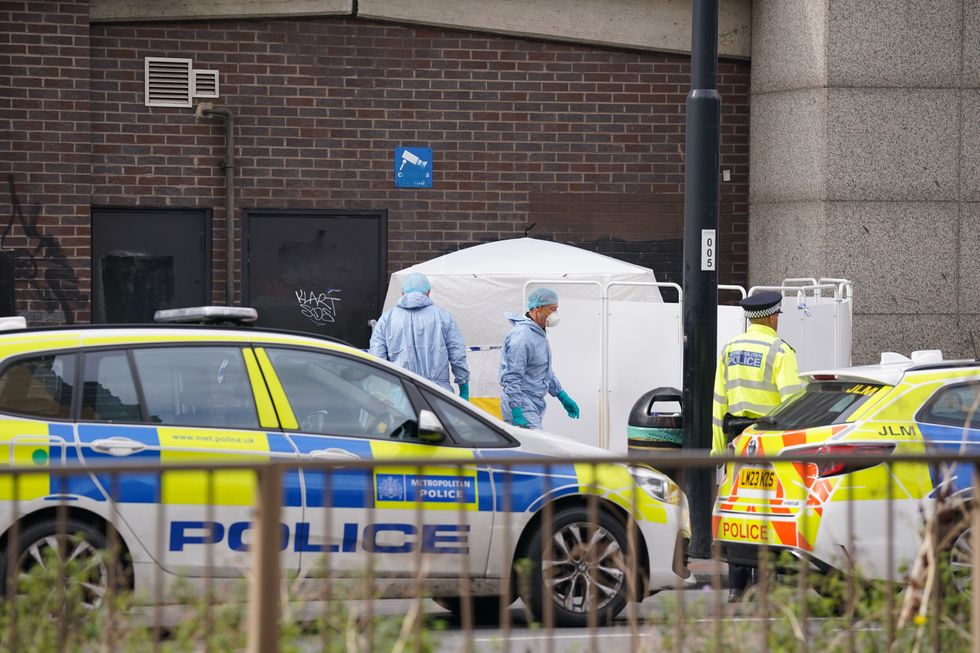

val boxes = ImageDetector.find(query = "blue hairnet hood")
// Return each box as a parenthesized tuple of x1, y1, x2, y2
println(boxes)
(402, 272, 431, 294)
(527, 287, 559, 310)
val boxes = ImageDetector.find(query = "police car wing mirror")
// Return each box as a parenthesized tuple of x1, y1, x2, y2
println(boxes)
(418, 410, 446, 443)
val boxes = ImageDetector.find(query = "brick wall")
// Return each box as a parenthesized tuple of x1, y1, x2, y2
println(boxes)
(0, 12, 749, 323)
(0, 0, 91, 323)
(89, 17, 750, 305)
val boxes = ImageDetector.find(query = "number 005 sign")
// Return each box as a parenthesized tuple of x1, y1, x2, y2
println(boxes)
(701, 229, 716, 271)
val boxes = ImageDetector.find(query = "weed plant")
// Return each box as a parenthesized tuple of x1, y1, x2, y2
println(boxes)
(0, 536, 443, 653)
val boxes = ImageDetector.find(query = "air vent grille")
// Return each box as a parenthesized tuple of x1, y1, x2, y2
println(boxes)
(145, 57, 193, 108)
(145, 58, 221, 108)
(193, 70, 219, 98)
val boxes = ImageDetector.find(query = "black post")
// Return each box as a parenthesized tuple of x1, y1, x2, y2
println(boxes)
(682, 0, 720, 559)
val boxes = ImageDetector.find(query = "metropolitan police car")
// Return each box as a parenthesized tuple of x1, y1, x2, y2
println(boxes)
(0, 308, 690, 626)
(713, 351, 980, 591)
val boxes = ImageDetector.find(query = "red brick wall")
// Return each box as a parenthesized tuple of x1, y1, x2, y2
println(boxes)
(90, 17, 750, 302)
(0, 0, 90, 323)
(0, 14, 751, 321)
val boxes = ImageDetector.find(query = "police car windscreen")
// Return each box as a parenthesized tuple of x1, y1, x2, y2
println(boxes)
(758, 382, 882, 431)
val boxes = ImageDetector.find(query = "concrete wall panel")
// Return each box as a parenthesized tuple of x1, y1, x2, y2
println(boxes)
(958, 202, 980, 306)
(357, 0, 752, 58)
(747, 201, 826, 286)
(92, 0, 752, 58)
(826, 89, 959, 201)
(751, 0, 972, 361)
(963, 0, 980, 87)
(750, 0, 826, 94)
(962, 91, 980, 201)
(824, 202, 957, 315)
(92, 0, 352, 21)
(851, 314, 971, 364)
(749, 89, 826, 203)
(826, 0, 960, 88)
(959, 317, 980, 360)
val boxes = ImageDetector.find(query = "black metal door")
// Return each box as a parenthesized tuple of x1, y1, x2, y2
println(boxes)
(244, 210, 387, 348)
(91, 208, 211, 323)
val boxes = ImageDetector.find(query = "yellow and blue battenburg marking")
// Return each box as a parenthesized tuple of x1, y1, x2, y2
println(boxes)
(73, 424, 304, 507)
(1, 421, 663, 524)
(487, 450, 584, 513)
(0, 420, 104, 502)
(293, 434, 375, 509)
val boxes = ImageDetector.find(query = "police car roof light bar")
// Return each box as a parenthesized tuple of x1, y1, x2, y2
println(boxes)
(0, 316, 27, 332)
(153, 306, 259, 325)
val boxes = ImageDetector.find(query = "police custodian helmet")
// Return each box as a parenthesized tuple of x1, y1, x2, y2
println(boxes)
(739, 291, 783, 319)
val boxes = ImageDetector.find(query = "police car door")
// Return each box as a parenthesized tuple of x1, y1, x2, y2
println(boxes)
(75, 344, 302, 577)
(254, 346, 493, 578)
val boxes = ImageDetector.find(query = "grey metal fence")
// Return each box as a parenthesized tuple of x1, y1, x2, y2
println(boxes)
(0, 450, 978, 653)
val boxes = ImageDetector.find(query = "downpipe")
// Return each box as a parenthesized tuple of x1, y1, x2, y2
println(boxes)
(197, 103, 236, 306)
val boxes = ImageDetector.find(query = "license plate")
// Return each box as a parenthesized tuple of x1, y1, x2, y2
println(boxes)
(738, 466, 777, 490)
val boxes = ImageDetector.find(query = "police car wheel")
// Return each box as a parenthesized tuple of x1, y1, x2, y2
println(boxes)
(945, 522, 972, 595)
(1, 518, 126, 609)
(432, 596, 509, 624)
(523, 507, 631, 627)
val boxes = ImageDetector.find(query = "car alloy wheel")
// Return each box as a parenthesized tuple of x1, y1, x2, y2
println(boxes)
(1, 518, 126, 611)
(20, 534, 110, 610)
(522, 506, 633, 627)
(949, 525, 972, 595)
(544, 521, 626, 614)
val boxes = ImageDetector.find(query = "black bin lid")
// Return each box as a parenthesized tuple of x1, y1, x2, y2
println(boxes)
(628, 386, 682, 428)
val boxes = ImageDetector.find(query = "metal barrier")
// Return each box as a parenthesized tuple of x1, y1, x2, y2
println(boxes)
(0, 450, 979, 652)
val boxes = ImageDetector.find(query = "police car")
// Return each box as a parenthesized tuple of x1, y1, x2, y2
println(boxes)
(713, 351, 980, 590)
(0, 308, 690, 626)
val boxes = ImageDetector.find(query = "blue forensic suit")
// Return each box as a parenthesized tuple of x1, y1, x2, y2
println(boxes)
(369, 292, 469, 392)
(499, 312, 563, 429)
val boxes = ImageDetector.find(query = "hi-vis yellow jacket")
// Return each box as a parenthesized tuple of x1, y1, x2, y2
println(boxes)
(711, 324, 803, 454)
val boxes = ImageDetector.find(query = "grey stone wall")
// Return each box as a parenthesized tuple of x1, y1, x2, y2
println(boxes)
(750, 0, 980, 363)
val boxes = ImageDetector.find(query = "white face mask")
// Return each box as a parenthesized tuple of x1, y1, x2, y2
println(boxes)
(545, 311, 560, 328)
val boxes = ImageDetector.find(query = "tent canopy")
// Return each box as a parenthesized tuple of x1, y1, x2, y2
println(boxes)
(394, 237, 655, 278)
(382, 239, 661, 348)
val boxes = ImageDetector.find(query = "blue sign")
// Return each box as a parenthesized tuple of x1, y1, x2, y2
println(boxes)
(376, 474, 476, 503)
(728, 350, 763, 368)
(394, 147, 432, 188)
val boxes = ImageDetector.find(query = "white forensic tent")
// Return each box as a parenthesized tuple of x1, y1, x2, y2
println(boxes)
(381, 238, 663, 447)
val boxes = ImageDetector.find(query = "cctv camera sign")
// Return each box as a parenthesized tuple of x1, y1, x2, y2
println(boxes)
(394, 147, 433, 188)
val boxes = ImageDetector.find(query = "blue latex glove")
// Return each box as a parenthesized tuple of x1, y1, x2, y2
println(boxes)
(511, 406, 531, 428)
(458, 383, 470, 401)
(557, 391, 580, 419)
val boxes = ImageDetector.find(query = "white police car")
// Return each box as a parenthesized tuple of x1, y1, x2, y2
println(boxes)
(0, 309, 690, 626)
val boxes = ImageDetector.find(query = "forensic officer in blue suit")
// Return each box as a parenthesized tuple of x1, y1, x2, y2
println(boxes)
(499, 287, 580, 429)
(369, 272, 470, 397)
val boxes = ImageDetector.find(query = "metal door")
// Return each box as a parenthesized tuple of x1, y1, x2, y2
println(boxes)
(91, 208, 211, 323)
(243, 210, 387, 348)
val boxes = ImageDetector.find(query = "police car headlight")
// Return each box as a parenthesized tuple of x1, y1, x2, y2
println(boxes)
(628, 466, 680, 505)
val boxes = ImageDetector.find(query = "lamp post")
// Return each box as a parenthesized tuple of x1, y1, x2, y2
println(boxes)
(681, 0, 720, 559)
